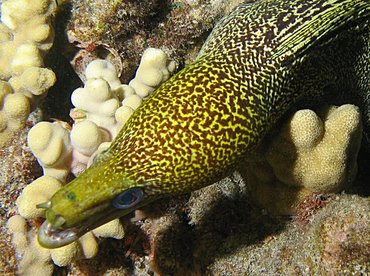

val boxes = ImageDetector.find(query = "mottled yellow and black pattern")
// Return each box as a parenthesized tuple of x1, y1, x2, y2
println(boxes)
(39, 0, 369, 248)
(107, 0, 369, 194)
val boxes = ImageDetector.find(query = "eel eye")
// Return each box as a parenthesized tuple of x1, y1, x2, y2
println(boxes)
(112, 188, 144, 209)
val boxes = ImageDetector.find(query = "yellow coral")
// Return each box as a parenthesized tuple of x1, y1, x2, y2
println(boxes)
(8, 215, 100, 272)
(245, 104, 362, 215)
(244, 161, 312, 215)
(71, 78, 120, 130)
(266, 104, 362, 191)
(7, 215, 54, 276)
(16, 176, 63, 219)
(0, 0, 57, 148)
(50, 233, 99, 266)
(27, 121, 72, 181)
(7, 215, 28, 254)
(9, 66, 56, 97)
(0, 81, 30, 147)
(70, 120, 108, 156)
(9, 175, 120, 273)
(1, 0, 54, 30)
(8, 212, 122, 272)
(3, 93, 30, 123)
(19, 236, 53, 276)
(92, 219, 125, 239)
(78, 232, 99, 259)
(50, 241, 79, 267)
(10, 44, 44, 76)
(129, 48, 176, 98)
(289, 109, 324, 149)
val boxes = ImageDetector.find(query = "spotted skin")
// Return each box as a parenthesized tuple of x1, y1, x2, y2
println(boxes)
(40, 0, 369, 248)
(107, 0, 369, 194)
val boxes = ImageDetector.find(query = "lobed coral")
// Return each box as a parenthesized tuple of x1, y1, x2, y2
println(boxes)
(71, 49, 175, 136)
(8, 47, 175, 274)
(28, 48, 175, 180)
(7, 215, 54, 275)
(244, 104, 363, 215)
(7, 214, 124, 273)
(27, 121, 72, 182)
(16, 176, 63, 219)
(0, 0, 57, 148)
(71, 77, 120, 133)
(128, 47, 177, 98)
(0, 81, 30, 145)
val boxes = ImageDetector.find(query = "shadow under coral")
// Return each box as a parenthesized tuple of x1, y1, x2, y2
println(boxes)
(133, 176, 286, 275)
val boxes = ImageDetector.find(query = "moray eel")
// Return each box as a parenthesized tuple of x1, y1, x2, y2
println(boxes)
(38, 0, 369, 248)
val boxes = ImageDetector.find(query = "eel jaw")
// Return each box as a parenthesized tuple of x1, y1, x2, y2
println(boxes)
(37, 206, 141, 249)
(38, 219, 79, 249)
(37, 188, 159, 249)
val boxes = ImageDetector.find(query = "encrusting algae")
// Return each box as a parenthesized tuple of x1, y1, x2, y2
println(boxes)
(1, 0, 369, 274)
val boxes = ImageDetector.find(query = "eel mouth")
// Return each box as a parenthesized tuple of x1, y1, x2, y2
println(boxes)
(36, 188, 154, 249)
(38, 220, 80, 249)
(37, 205, 130, 249)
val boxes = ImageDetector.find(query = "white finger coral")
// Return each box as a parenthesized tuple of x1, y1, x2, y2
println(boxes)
(0, 81, 30, 146)
(7, 215, 54, 276)
(71, 78, 120, 132)
(85, 59, 122, 91)
(70, 120, 110, 176)
(245, 104, 362, 215)
(115, 105, 135, 126)
(129, 47, 177, 98)
(9, 67, 56, 99)
(16, 176, 63, 219)
(70, 48, 176, 137)
(0, 0, 57, 148)
(27, 121, 72, 182)
(68, 48, 176, 166)
(7, 214, 111, 273)
(10, 48, 175, 274)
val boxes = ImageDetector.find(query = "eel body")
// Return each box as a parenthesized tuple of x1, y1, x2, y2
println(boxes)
(38, 0, 369, 248)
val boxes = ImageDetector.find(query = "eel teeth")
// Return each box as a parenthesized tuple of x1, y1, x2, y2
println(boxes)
(36, 201, 51, 209)
(53, 215, 66, 229)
